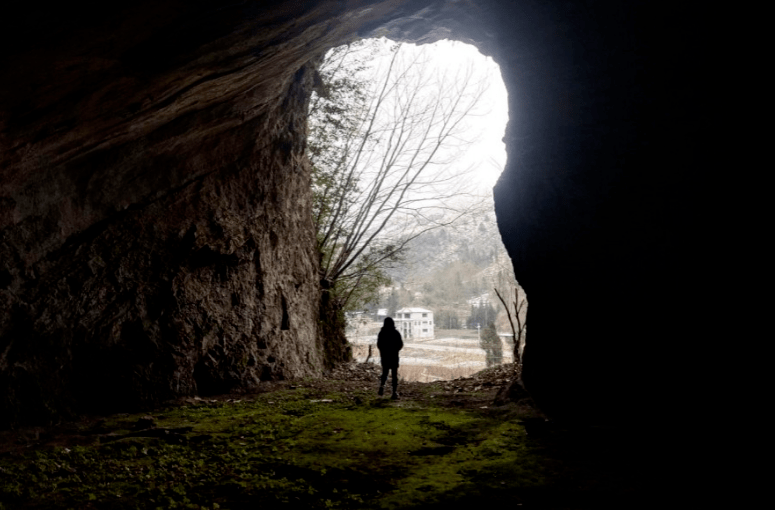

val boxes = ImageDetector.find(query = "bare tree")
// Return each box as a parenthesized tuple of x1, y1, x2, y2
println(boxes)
(308, 39, 492, 311)
(494, 284, 527, 376)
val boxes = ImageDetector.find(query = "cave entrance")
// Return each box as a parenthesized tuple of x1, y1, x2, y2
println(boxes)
(309, 38, 526, 382)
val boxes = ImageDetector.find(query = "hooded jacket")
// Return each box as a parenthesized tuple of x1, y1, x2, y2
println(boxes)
(377, 317, 403, 367)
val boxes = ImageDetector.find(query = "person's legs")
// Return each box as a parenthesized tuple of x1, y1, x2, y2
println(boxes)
(379, 365, 389, 396)
(391, 365, 399, 399)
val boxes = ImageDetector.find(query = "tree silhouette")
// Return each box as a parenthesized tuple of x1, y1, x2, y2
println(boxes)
(479, 322, 502, 368)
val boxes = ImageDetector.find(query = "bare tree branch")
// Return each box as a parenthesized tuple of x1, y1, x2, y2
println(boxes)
(309, 39, 493, 310)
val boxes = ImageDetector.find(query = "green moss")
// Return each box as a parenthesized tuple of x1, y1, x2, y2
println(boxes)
(0, 389, 564, 509)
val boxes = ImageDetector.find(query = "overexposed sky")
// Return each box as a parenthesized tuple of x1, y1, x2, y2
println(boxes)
(422, 40, 509, 191)
(362, 38, 509, 193)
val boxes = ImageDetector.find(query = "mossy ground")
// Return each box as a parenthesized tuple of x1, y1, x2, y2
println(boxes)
(0, 366, 652, 509)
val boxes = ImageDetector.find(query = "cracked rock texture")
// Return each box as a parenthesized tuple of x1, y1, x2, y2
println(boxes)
(0, 1, 384, 425)
(1, 1, 712, 427)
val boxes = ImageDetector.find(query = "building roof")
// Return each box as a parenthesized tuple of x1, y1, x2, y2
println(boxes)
(395, 307, 433, 314)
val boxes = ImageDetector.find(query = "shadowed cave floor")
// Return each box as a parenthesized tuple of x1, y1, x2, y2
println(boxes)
(0, 363, 659, 509)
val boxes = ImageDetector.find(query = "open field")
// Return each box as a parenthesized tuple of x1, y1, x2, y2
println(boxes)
(349, 329, 515, 382)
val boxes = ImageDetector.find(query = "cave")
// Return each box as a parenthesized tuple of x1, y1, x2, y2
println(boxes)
(0, 1, 710, 430)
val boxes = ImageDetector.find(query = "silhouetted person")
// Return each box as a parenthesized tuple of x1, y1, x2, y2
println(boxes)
(377, 317, 403, 399)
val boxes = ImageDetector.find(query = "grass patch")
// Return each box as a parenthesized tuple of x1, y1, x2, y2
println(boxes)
(0, 384, 642, 509)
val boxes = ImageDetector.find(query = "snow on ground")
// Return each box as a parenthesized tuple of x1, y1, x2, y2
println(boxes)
(350, 333, 514, 381)
(404, 342, 484, 355)
(365, 357, 487, 367)
(349, 336, 377, 344)
(429, 338, 483, 347)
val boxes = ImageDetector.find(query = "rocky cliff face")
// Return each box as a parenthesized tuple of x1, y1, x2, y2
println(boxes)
(0, 1, 378, 425)
(0, 52, 328, 426)
(1, 1, 711, 426)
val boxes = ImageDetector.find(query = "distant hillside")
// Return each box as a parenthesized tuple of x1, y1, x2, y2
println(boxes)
(388, 198, 508, 283)
(379, 197, 524, 333)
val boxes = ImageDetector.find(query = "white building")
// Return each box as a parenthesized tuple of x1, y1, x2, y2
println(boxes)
(394, 307, 434, 339)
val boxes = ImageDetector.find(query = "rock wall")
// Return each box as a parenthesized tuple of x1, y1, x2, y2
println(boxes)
(1, 1, 711, 426)
(0, 59, 327, 427)
(489, 2, 712, 423)
(0, 1, 383, 425)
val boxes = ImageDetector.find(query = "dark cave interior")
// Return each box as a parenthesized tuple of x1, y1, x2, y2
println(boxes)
(0, 0, 712, 433)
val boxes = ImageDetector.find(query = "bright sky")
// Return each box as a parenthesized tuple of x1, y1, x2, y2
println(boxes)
(364, 38, 509, 192)
(423, 39, 509, 191)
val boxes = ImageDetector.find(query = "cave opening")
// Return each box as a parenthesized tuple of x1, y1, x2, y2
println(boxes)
(0, 0, 707, 433)
(309, 37, 526, 382)
(0, 0, 716, 501)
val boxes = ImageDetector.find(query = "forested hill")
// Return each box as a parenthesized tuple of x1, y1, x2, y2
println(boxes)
(372, 199, 525, 332)
(381, 198, 518, 317)
(390, 205, 511, 285)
